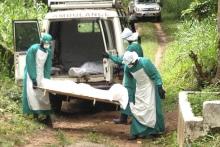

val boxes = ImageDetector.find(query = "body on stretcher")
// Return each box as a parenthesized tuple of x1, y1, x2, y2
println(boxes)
(37, 79, 128, 110)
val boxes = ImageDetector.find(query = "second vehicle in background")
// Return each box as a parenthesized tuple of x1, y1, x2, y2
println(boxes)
(128, 0, 162, 22)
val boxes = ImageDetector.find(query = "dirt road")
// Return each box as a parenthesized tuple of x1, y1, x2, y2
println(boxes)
(24, 23, 177, 147)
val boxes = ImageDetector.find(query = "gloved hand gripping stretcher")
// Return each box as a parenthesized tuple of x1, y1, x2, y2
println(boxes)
(36, 79, 129, 110)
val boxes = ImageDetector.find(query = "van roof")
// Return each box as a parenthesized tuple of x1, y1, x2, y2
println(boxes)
(48, 0, 122, 10)
(45, 9, 118, 20)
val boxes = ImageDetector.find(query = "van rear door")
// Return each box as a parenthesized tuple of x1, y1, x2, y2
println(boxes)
(99, 18, 117, 82)
(13, 20, 41, 83)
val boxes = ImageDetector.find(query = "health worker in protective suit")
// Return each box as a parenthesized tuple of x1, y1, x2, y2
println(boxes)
(103, 28, 143, 124)
(122, 51, 165, 140)
(22, 33, 53, 123)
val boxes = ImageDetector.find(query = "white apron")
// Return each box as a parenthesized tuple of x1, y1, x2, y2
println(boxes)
(26, 49, 51, 111)
(130, 68, 156, 128)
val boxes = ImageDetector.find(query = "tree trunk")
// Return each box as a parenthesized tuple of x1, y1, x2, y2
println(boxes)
(212, 0, 220, 83)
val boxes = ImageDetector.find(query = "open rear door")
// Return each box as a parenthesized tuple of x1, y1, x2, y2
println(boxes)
(99, 19, 114, 82)
(13, 20, 41, 82)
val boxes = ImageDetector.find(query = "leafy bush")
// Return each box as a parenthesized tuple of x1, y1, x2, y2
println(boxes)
(161, 17, 217, 109)
(0, 0, 47, 76)
(0, 0, 47, 52)
(182, 0, 217, 21)
(162, 0, 191, 19)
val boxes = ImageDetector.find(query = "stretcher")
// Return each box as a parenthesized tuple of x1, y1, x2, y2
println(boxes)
(37, 79, 128, 109)
(37, 86, 120, 105)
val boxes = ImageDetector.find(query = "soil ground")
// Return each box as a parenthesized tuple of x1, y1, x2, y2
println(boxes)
(24, 23, 177, 147)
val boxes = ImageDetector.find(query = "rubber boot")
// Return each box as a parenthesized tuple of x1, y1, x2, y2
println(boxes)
(128, 135, 137, 140)
(113, 113, 128, 124)
(44, 115, 53, 127)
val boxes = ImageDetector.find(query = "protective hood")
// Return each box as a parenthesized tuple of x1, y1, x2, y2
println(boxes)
(121, 28, 133, 39)
(121, 28, 139, 41)
(123, 51, 139, 65)
(127, 32, 139, 41)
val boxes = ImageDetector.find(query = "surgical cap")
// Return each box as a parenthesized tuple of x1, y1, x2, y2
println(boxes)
(41, 33, 52, 43)
(121, 28, 133, 39)
(123, 51, 139, 65)
(121, 28, 139, 41)
(127, 32, 139, 41)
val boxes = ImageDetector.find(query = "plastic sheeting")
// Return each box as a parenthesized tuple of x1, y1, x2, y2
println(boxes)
(68, 61, 104, 77)
(40, 79, 128, 109)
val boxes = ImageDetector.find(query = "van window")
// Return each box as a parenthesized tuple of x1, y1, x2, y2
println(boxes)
(78, 21, 100, 33)
(100, 19, 116, 50)
(13, 21, 40, 51)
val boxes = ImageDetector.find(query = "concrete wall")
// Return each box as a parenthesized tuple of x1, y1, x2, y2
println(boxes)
(177, 92, 220, 146)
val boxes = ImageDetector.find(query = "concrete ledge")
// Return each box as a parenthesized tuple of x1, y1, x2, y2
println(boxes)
(203, 100, 220, 128)
(177, 91, 220, 147)
(177, 91, 205, 147)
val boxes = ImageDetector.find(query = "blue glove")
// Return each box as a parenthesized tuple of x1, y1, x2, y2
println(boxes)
(102, 52, 109, 58)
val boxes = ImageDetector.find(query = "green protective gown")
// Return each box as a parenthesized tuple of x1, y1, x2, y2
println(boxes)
(22, 44, 52, 115)
(124, 57, 165, 137)
(108, 42, 143, 115)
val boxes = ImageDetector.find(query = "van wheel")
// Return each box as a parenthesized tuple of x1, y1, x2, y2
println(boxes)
(156, 15, 162, 22)
(49, 93, 63, 113)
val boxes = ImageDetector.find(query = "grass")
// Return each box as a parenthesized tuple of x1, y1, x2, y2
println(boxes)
(56, 130, 72, 146)
(0, 78, 44, 146)
(85, 132, 117, 147)
(137, 22, 158, 62)
(190, 132, 220, 147)
(188, 92, 220, 116)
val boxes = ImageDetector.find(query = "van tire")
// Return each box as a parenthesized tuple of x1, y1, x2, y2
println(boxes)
(49, 93, 63, 113)
(156, 15, 162, 22)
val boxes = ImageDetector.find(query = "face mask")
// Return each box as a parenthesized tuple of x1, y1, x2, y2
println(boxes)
(43, 43, 50, 49)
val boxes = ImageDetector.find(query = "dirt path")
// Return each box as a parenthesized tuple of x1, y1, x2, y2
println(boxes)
(154, 23, 168, 68)
(24, 23, 177, 147)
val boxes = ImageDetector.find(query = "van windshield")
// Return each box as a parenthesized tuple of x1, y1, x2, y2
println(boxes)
(137, 0, 156, 3)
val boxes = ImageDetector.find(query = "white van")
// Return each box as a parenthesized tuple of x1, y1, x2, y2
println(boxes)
(128, 0, 162, 21)
(13, 0, 128, 112)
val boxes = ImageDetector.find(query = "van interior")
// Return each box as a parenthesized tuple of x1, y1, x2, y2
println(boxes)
(49, 18, 116, 77)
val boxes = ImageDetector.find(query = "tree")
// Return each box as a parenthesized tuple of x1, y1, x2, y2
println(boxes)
(212, 0, 220, 83)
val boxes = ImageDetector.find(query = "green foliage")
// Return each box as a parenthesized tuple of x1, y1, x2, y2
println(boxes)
(86, 132, 105, 143)
(56, 130, 72, 146)
(0, 78, 42, 146)
(190, 132, 220, 147)
(182, 0, 217, 21)
(0, 0, 47, 52)
(121, 0, 130, 8)
(161, 17, 217, 110)
(0, 0, 47, 76)
(139, 22, 158, 60)
(86, 132, 116, 146)
(188, 86, 220, 116)
(0, 78, 21, 114)
(162, 0, 191, 19)
(152, 132, 178, 147)
(0, 114, 42, 146)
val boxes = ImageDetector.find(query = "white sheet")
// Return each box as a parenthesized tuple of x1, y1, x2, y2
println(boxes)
(68, 61, 104, 77)
(41, 79, 128, 109)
